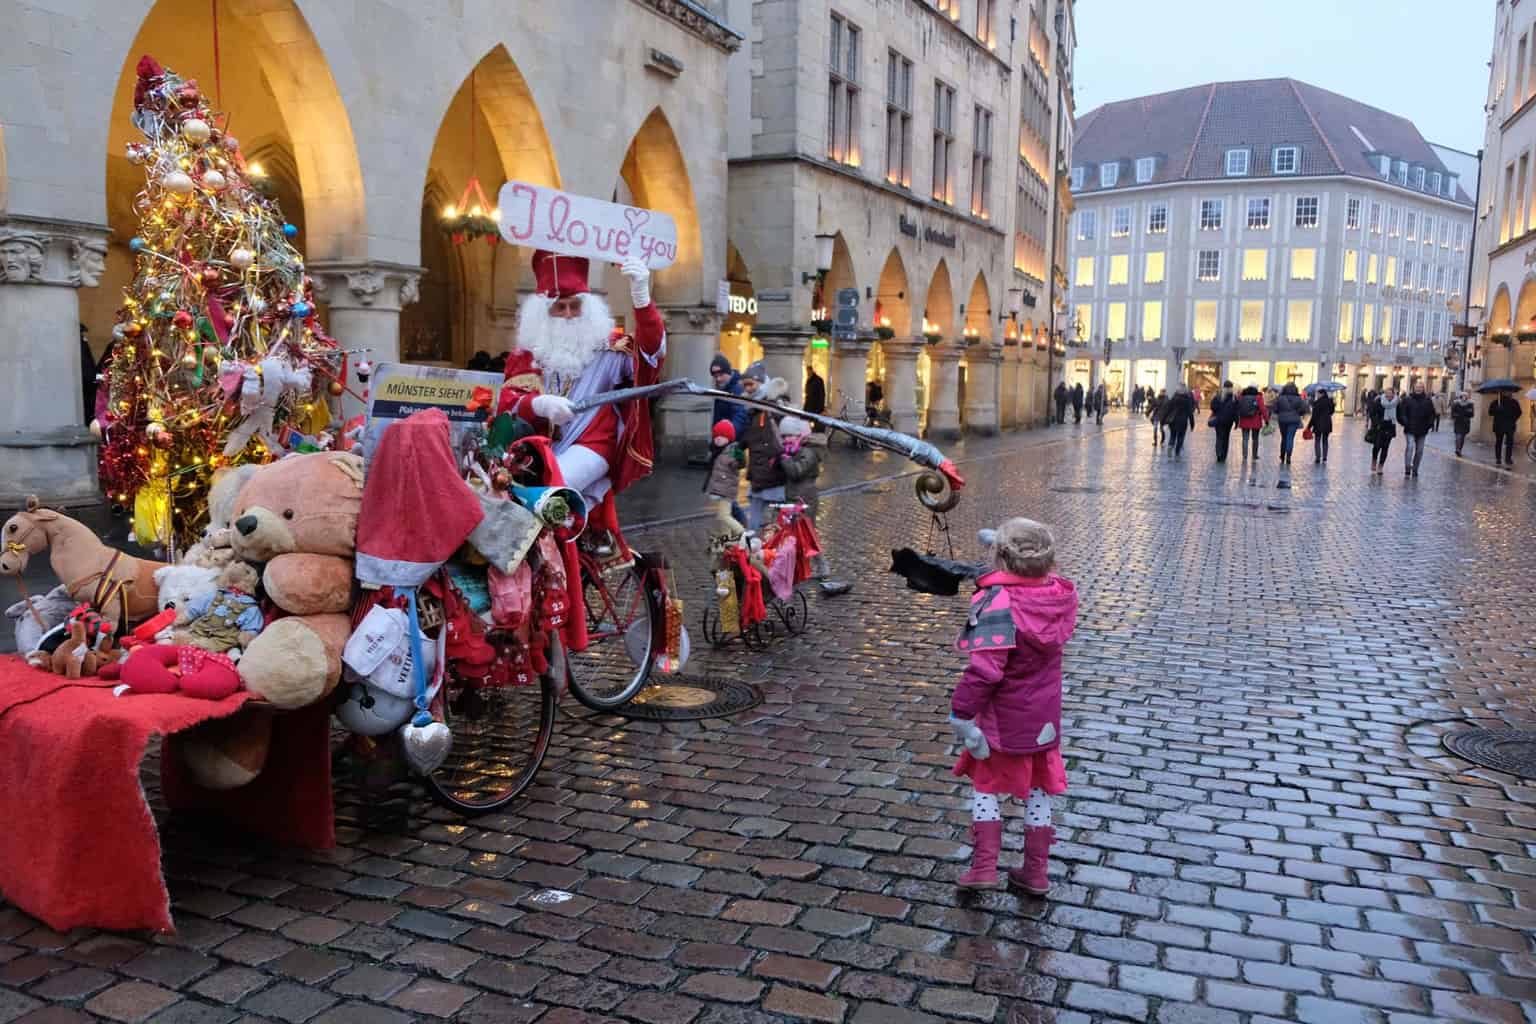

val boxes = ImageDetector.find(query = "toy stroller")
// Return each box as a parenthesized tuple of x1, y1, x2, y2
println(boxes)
(701, 503, 815, 648)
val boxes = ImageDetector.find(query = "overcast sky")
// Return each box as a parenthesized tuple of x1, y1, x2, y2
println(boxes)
(1073, 0, 1495, 154)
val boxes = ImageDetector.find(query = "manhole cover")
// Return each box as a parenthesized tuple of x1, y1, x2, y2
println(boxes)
(613, 675, 764, 721)
(1441, 729, 1536, 780)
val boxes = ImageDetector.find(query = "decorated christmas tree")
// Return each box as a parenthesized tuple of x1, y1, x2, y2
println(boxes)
(99, 55, 343, 549)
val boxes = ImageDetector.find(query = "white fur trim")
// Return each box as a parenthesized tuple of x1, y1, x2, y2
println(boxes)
(354, 552, 443, 588)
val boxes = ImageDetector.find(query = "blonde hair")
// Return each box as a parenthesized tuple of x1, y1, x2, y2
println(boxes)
(992, 517, 1056, 576)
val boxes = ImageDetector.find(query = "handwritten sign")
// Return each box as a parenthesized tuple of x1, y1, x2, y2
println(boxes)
(497, 181, 678, 269)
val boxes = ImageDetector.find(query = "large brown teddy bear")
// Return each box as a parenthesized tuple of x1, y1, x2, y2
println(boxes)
(179, 451, 364, 788)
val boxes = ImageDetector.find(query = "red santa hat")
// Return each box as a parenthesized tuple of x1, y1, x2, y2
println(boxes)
(532, 250, 590, 299)
(356, 408, 484, 588)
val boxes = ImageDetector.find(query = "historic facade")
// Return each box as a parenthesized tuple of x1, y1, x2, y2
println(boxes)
(724, 0, 1076, 438)
(1068, 79, 1473, 415)
(0, 0, 739, 502)
(1470, 0, 1536, 445)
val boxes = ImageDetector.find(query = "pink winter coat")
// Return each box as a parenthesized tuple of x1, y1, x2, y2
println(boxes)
(951, 571, 1078, 755)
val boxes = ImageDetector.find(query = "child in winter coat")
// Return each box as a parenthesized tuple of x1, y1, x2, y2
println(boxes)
(949, 518, 1079, 894)
(703, 420, 745, 539)
(778, 416, 850, 595)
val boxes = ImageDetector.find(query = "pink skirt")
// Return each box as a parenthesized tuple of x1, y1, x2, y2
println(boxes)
(953, 747, 1068, 798)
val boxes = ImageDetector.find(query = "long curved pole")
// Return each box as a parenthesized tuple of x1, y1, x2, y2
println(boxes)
(570, 379, 965, 511)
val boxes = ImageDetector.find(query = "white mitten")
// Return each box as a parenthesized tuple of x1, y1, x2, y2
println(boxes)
(621, 256, 652, 309)
(530, 394, 576, 425)
(949, 714, 991, 759)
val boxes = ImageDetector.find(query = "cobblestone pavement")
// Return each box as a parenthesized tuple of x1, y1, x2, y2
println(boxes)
(6, 417, 1536, 1024)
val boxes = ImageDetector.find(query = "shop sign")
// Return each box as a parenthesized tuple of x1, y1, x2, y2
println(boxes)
(756, 289, 791, 303)
(899, 214, 918, 238)
(727, 294, 758, 316)
(363, 363, 504, 464)
(498, 180, 678, 268)
(896, 214, 957, 249)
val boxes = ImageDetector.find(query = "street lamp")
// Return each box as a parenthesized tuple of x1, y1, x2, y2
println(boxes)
(802, 233, 837, 285)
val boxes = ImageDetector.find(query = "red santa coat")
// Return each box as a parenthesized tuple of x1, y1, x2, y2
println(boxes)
(497, 301, 666, 495)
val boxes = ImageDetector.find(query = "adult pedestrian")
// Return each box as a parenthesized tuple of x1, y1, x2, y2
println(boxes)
(1235, 384, 1268, 461)
(1131, 384, 1144, 414)
(1271, 382, 1308, 466)
(739, 361, 789, 528)
(1431, 390, 1447, 432)
(803, 365, 826, 418)
(1146, 388, 1167, 447)
(1071, 382, 1084, 424)
(1450, 391, 1475, 456)
(1053, 382, 1069, 425)
(1367, 388, 1399, 474)
(1162, 384, 1196, 458)
(1093, 383, 1108, 425)
(1209, 381, 1239, 463)
(1308, 387, 1336, 464)
(1397, 382, 1435, 478)
(1489, 390, 1522, 467)
(708, 355, 750, 439)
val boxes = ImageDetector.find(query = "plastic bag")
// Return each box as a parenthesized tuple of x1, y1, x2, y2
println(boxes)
(1260, 422, 1276, 437)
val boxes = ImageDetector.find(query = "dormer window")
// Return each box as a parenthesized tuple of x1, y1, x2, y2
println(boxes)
(1273, 146, 1298, 174)
(1070, 166, 1085, 191)
(1099, 162, 1119, 188)
(1392, 160, 1408, 184)
(1225, 149, 1250, 176)
(1430, 171, 1442, 194)
(1375, 154, 1391, 177)
(1413, 166, 1426, 190)
(1445, 175, 1457, 198)
(1135, 156, 1155, 183)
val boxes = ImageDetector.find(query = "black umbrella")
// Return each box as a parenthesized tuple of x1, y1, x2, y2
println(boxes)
(1477, 378, 1521, 393)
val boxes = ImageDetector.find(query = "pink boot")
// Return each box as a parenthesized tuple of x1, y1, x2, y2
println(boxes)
(956, 820, 1002, 889)
(1009, 826, 1053, 895)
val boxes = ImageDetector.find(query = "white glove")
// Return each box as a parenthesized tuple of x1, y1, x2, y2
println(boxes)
(530, 394, 575, 425)
(949, 714, 991, 760)
(621, 256, 652, 309)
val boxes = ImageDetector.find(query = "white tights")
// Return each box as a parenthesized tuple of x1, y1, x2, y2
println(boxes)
(972, 788, 1053, 827)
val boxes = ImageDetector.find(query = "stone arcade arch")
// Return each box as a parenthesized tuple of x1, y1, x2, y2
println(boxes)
(962, 271, 1002, 434)
(920, 260, 961, 438)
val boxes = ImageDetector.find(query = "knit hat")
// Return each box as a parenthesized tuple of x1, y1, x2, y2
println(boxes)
(356, 408, 485, 588)
(712, 420, 736, 442)
(710, 354, 733, 375)
(742, 361, 767, 383)
(990, 517, 1056, 577)
(778, 416, 811, 438)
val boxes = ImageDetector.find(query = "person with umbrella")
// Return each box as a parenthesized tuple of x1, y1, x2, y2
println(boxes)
(1307, 384, 1336, 464)
(1451, 391, 1476, 456)
(1485, 381, 1523, 467)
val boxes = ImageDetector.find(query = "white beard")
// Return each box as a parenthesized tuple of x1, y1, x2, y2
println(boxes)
(515, 292, 614, 384)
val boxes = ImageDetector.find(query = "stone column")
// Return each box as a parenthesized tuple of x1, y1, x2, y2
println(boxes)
(964, 343, 1004, 436)
(925, 342, 963, 440)
(998, 346, 1019, 429)
(831, 334, 873, 420)
(0, 218, 110, 506)
(757, 326, 812, 407)
(310, 260, 423, 420)
(882, 338, 924, 435)
(656, 305, 722, 451)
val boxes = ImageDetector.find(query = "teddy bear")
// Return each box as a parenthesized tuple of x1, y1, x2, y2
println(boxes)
(177, 451, 363, 789)
(183, 464, 259, 569)
(152, 563, 219, 623)
(171, 560, 263, 654)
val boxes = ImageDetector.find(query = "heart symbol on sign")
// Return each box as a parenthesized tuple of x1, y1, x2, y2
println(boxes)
(624, 208, 650, 234)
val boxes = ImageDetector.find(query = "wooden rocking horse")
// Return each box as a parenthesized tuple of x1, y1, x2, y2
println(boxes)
(0, 496, 166, 632)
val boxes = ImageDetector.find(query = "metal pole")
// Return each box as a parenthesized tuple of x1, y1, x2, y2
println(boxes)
(1459, 148, 1484, 393)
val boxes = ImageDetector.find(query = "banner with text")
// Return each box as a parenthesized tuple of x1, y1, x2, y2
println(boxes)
(497, 181, 679, 269)
(362, 363, 505, 464)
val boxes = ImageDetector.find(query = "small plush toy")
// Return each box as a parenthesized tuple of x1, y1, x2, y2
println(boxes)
(172, 561, 263, 656)
(6, 583, 75, 655)
(152, 563, 219, 620)
(28, 605, 115, 678)
(114, 642, 242, 700)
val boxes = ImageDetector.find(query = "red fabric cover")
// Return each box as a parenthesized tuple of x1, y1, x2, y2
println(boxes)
(356, 407, 485, 588)
(532, 249, 590, 298)
(0, 656, 248, 933)
(725, 547, 766, 628)
(161, 701, 335, 853)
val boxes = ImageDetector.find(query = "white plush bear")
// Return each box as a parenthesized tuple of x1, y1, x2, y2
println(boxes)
(5, 584, 76, 654)
(151, 564, 220, 638)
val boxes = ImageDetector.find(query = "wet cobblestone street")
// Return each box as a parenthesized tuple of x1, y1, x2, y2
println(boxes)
(5, 416, 1536, 1024)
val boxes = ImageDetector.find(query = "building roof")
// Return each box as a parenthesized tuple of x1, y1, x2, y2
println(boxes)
(1073, 78, 1473, 205)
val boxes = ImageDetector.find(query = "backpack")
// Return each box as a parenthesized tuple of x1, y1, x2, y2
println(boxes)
(1238, 393, 1260, 418)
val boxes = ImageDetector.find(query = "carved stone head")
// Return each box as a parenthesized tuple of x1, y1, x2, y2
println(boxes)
(0, 234, 45, 284)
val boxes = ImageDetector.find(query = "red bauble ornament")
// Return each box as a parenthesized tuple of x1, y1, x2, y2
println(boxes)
(201, 266, 220, 286)
(153, 429, 175, 449)
(177, 83, 199, 105)
(328, 380, 345, 397)
(172, 310, 194, 329)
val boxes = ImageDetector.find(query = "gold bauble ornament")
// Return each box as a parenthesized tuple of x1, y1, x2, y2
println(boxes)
(162, 171, 195, 195)
(181, 118, 212, 144)
(201, 169, 226, 191)
(230, 248, 254, 271)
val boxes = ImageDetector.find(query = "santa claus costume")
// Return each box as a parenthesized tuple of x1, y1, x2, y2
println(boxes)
(497, 251, 666, 515)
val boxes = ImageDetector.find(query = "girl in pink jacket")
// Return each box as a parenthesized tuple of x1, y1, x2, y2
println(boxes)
(949, 518, 1078, 894)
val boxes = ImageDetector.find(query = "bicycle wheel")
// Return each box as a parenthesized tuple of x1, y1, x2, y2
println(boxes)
(424, 636, 560, 815)
(567, 559, 655, 711)
(777, 589, 811, 636)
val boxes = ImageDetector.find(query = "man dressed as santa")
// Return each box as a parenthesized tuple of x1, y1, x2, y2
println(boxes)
(498, 251, 665, 512)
